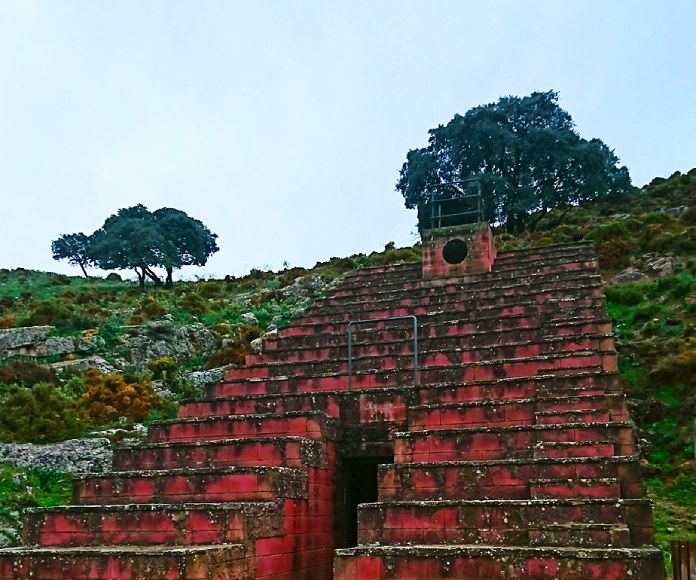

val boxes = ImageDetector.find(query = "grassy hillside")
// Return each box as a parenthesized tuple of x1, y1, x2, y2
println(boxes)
(0, 169, 694, 564)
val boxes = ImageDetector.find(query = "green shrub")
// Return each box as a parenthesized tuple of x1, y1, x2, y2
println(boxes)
(148, 357, 199, 400)
(140, 299, 167, 320)
(198, 281, 224, 299)
(0, 383, 84, 443)
(680, 206, 696, 226)
(82, 369, 163, 424)
(20, 299, 73, 327)
(604, 284, 645, 306)
(178, 292, 210, 316)
(50, 275, 71, 286)
(0, 465, 72, 510)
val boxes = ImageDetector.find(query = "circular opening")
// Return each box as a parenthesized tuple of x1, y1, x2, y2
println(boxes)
(442, 238, 468, 264)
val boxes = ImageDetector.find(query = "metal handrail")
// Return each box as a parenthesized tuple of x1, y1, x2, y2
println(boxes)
(347, 315, 419, 391)
(420, 178, 484, 231)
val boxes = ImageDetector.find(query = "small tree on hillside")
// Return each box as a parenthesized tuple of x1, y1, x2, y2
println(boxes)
(397, 90, 633, 234)
(51, 205, 219, 288)
(51, 233, 92, 277)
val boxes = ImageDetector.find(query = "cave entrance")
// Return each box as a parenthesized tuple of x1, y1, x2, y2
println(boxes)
(340, 455, 393, 548)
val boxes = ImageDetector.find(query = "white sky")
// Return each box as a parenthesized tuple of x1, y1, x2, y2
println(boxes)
(1, 1, 694, 278)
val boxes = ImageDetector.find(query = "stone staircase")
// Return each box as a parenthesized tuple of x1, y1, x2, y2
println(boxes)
(0, 240, 664, 579)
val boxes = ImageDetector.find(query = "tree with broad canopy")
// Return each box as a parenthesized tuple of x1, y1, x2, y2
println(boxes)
(51, 233, 93, 277)
(51, 205, 219, 288)
(396, 91, 633, 234)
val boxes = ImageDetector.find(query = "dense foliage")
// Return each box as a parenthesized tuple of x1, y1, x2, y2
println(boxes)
(52, 205, 219, 288)
(397, 91, 632, 233)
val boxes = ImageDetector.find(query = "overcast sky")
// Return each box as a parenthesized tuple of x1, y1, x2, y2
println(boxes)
(1, 1, 694, 278)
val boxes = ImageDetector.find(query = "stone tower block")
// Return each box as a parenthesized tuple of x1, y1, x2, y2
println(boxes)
(422, 222, 497, 279)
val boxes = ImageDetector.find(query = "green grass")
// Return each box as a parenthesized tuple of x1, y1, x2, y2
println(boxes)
(0, 464, 73, 546)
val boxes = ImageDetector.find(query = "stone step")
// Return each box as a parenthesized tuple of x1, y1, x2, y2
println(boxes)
(354, 498, 656, 548)
(146, 411, 339, 444)
(333, 544, 665, 580)
(237, 336, 614, 381)
(255, 319, 610, 365)
(178, 394, 342, 419)
(298, 276, 604, 323)
(530, 478, 621, 499)
(214, 351, 609, 397)
(535, 393, 625, 414)
(324, 265, 601, 304)
(0, 544, 249, 580)
(418, 372, 623, 405)
(263, 318, 612, 354)
(529, 522, 631, 548)
(330, 245, 595, 292)
(273, 308, 608, 345)
(535, 408, 611, 424)
(195, 372, 619, 413)
(247, 333, 613, 371)
(114, 437, 327, 471)
(180, 388, 413, 427)
(334, 243, 593, 285)
(408, 399, 536, 430)
(534, 440, 618, 459)
(410, 395, 624, 429)
(24, 501, 282, 547)
(393, 422, 636, 463)
(377, 457, 646, 501)
(334, 244, 595, 283)
(73, 466, 307, 505)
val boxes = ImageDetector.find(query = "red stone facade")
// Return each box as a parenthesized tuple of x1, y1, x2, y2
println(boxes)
(0, 239, 664, 578)
(422, 223, 496, 279)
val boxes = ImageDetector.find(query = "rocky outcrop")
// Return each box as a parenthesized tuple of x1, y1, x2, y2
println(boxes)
(0, 438, 112, 475)
(49, 356, 116, 374)
(114, 319, 217, 369)
(0, 326, 103, 360)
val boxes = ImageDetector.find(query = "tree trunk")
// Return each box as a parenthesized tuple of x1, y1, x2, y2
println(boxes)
(144, 267, 163, 286)
(135, 267, 145, 290)
(165, 267, 174, 289)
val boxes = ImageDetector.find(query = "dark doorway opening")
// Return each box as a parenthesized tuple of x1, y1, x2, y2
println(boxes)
(341, 455, 393, 548)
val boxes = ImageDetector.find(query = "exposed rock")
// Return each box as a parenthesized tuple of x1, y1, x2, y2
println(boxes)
(190, 368, 226, 387)
(241, 312, 258, 325)
(305, 275, 325, 289)
(0, 326, 52, 358)
(50, 356, 116, 374)
(609, 267, 649, 285)
(250, 337, 263, 354)
(0, 326, 103, 360)
(644, 256, 674, 278)
(117, 323, 216, 369)
(0, 438, 112, 474)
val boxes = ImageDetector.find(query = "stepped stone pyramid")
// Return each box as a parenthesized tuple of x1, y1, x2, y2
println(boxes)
(0, 223, 665, 579)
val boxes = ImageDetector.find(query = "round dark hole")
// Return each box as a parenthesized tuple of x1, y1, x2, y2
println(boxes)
(442, 239, 468, 264)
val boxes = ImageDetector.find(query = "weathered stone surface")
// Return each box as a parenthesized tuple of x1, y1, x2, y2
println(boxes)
(0, 439, 112, 475)
(241, 312, 258, 325)
(0, 326, 52, 354)
(189, 367, 226, 387)
(644, 256, 674, 278)
(50, 356, 116, 374)
(0, 327, 103, 360)
(609, 267, 650, 285)
(117, 322, 216, 368)
(250, 337, 263, 353)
